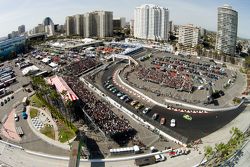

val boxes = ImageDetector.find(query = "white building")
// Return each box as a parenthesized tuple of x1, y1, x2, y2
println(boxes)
(130, 20, 134, 36)
(66, 16, 75, 36)
(178, 24, 200, 47)
(216, 4, 238, 56)
(134, 4, 169, 41)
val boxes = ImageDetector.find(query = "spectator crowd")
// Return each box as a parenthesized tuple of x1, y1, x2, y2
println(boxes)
(137, 66, 193, 92)
(63, 58, 100, 76)
(64, 76, 135, 139)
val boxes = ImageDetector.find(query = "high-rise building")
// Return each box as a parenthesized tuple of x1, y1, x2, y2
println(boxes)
(66, 16, 75, 36)
(66, 11, 113, 38)
(43, 17, 55, 36)
(216, 4, 238, 56)
(168, 21, 174, 33)
(75, 14, 84, 36)
(113, 19, 121, 31)
(18, 25, 25, 35)
(134, 4, 169, 41)
(97, 11, 113, 38)
(199, 27, 206, 38)
(130, 20, 134, 36)
(178, 24, 200, 47)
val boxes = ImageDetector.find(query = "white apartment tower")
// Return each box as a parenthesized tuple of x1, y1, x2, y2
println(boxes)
(216, 4, 238, 56)
(178, 24, 200, 47)
(66, 16, 75, 36)
(134, 4, 169, 41)
(97, 11, 113, 38)
(75, 14, 84, 36)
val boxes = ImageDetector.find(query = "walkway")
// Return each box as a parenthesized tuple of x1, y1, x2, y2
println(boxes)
(0, 109, 21, 142)
(26, 106, 70, 150)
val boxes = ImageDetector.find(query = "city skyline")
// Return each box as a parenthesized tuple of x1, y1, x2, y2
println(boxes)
(0, 0, 250, 39)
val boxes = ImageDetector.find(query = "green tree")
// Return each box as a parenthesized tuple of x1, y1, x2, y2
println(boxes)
(204, 145, 214, 158)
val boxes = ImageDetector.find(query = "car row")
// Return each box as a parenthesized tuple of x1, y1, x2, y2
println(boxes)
(151, 113, 175, 127)
(0, 95, 14, 106)
(104, 81, 133, 103)
(104, 80, 175, 127)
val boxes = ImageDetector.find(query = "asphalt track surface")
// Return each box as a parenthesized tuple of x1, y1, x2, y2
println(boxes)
(99, 62, 245, 143)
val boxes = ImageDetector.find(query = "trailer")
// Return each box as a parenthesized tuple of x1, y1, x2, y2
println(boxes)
(135, 156, 156, 166)
(0, 72, 14, 79)
(4, 77, 16, 85)
(0, 75, 12, 82)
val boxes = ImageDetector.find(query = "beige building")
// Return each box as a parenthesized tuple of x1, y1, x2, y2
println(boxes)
(177, 24, 200, 55)
(66, 16, 75, 36)
(178, 24, 200, 47)
(66, 11, 113, 38)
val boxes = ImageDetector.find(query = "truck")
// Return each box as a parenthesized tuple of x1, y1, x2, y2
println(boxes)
(135, 154, 166, 166)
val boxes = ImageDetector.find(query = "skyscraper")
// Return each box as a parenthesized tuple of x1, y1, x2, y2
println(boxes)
(66, 16, 75, 36)
(43, 17, 55, 36)
(134, 4, 169, 41)
(216, 4, 238, 56)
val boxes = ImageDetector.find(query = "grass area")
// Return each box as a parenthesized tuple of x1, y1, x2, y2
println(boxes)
(30, 108, 39, 118)
(239, 68, 247, 74)
(58, 121, 76, 143)
(30, 93, 77, 143)
(40, 125, 55, 140)
(30, 95, 45, 108)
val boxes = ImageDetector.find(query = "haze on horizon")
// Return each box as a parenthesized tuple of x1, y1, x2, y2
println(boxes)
(0, 0, 250, 39)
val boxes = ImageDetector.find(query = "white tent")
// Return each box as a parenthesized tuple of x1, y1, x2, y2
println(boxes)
(41, 57, 51, 64)
(22, 65, 39, 76)
(49, 62, 58, 68)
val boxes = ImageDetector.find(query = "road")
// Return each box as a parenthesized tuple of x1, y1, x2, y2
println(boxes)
(97, 62, 245, 143)
(0, 140, 204, 167)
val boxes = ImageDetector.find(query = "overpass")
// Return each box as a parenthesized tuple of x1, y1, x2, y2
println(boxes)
(110, 54, 139, 66)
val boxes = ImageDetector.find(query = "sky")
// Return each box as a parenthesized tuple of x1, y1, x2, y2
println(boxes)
(0, 0, 250, 38)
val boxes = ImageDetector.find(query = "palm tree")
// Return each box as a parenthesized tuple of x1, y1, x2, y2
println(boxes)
(204, 145, 214, 158)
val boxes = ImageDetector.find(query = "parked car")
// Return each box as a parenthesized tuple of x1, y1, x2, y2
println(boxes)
(112, 89, 118, 94)
(130, 100, 139, 106)
(116, 92, 124, 97)
(170, 119, 176, 127)
(14, 114, 19, 122)
(152, 113, 159, 120)
(160, 117, 166, 125)
(120, 95, 128, 100)
(154, 154, 166, 162)
(106, 84, 113, 89)
(22, 112, 28, 119)
(4, 99, 7, 104)
(135, 103, 144, 110)
(7, 97, 10, 101)
(1, 101, 4, 106)
(142, 107, 151, 114)
(124, 98, 132, 103)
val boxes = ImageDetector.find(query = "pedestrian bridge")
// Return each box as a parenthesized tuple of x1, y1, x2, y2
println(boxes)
(106, 54, 139, 66)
